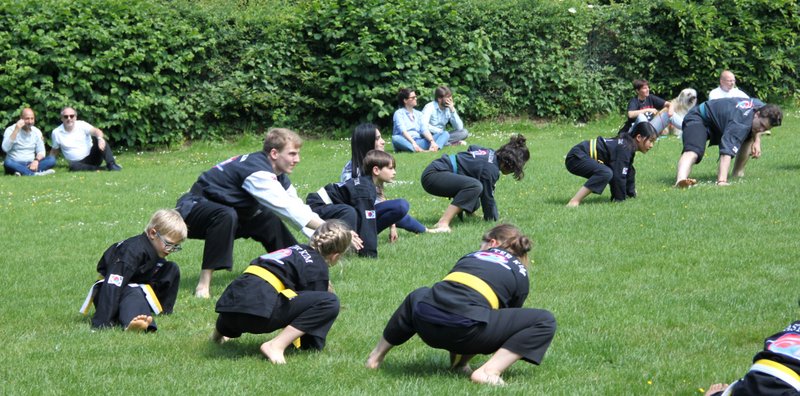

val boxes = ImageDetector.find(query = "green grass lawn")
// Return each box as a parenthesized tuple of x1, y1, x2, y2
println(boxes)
(2, 109, 799, 395)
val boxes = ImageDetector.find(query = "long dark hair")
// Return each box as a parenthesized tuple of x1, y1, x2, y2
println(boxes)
(621, 122, 658, 150)
(350, 123, 379, 179)
(495, 134, 530, 180)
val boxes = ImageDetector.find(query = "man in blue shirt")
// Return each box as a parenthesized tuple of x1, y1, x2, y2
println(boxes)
(422, 86, 469, 146)
(2, 108, 56, 176)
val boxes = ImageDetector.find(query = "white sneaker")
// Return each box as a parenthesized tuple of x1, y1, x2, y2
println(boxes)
(14, 172, 21, 176)
(34, 169, 56, 176)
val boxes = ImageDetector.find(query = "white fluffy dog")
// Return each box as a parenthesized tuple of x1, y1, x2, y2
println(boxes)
(654, 88, 697, 137)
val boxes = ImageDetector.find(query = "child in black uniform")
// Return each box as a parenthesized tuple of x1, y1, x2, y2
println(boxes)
(421, 135, 530, 232)
(80, 209, 187, 332)
(211, 220, 352, 364)
(705, 320, 800, 396)
(565, 121, 658, 207)
(366, 224, 556, 386)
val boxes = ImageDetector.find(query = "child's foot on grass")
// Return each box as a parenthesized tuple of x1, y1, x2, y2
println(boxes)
(210, 329, 229, 344)
(704, 383, 729, 396)
(470, 369, 505, 386)
(365, 349, 385, 369)
(427, 225, 451, 233)
(260, 340, 287, 364)
(195, 286, 210, 299)
(125, 315, 152, 332)
(675, 178, 697, 188)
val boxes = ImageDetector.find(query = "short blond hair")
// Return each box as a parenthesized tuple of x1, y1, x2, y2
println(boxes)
(145, 209, 188, 241)
(263, 128, 303, 153)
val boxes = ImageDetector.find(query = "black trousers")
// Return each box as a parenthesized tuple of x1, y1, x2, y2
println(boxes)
(97, 260, 180, 331)
(216, 291, 340, 350)
(178, 195, 298, 271)
(383, 288, 557, 365)
(565, 146, 613, 194)
(68, 137, 118, 171)
(420, 166, 483, 213)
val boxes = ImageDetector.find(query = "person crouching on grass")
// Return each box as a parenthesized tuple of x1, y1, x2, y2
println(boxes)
(80, 209, 187, 332)
(211, 220, 352, 364)
(565, 121, 658, 207)
(366, 224, 556, 386)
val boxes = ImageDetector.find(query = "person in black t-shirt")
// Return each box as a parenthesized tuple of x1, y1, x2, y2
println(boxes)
(619, 79, 672, 134)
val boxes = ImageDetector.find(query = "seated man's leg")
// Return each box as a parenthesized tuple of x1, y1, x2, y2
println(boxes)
(37, 155, 56, 172)
(4, 158, 35, 176)
(433, 131, 450, 148)
(68, 155, 103, 171)
(241, 209, 298, 252)
(391, 135, 415, 152)
(87, 137, 121, 170)
(447, 129, 469, 145)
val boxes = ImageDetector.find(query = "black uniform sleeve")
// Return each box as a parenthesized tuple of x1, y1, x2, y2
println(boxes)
(479, 168, 500, 221)
(609, 144, 634, 202)
(91, 246, 141, 328)
(626, 156, 637, 198)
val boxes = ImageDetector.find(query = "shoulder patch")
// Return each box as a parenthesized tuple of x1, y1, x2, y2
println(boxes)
(108, 274, 123, 287)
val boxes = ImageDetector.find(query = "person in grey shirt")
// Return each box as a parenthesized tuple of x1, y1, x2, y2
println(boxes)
(2, 108, 56, 176)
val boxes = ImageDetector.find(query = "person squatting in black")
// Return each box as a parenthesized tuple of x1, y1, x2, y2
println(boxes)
(211, 220, 352, 365)
(80, 209, 187, 332)
(420, 134, 530, 232)
(705, 320, 800, 396)
(366, 224, 556, 386)
(565, 122, 659, 207)
(675, 98, 782, 188)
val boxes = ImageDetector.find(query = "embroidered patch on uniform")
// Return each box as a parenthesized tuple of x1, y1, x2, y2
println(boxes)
(622, 167, 628, 175)
(767, 333, 800, 359)
(259, 248, 292, 265)
(365, 210, 376, 219)
(471, 251, 511, 270)
(108, 274, 123, 287)
(732, 146, 739, 154)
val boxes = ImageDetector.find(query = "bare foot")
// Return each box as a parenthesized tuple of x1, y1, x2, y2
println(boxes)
(260, 340, 287, 364)
(715, 181, 731, 186)
(210, 329, 229, 344)
(704, 383, 729, 396)
(125, 315, 153, 332)
(470, 369, 505, 386)
(427, 226, 451, 234)
(195, 286, 210, 299)
(566, 201, 580, 208)
(365, 349, 385, 369)
(675, 178, 698, 188)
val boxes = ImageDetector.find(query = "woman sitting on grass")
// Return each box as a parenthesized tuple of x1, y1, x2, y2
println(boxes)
(366, 224, 556, 386)
(211, 220, 351, 364)
(421, 135, 530, 232)
(564, 121, 658, 207)
(80, 209, 187, 332)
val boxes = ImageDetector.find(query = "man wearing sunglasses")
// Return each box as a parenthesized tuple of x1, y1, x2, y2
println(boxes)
(50, 106, 122, 171)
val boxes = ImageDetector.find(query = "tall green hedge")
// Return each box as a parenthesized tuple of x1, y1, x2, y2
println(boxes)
(1, 0, 797, 147)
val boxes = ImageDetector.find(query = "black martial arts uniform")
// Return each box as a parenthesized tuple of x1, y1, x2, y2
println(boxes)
(215, 244, 339, 350)
(682, 98, 764, 164)
(83, 233, 180, 331)
(565, 135, 637, 201)
(306, 176, 378, 258)
(380, 248, 556, 364)
(709, 321, 800, 396)
(420, 146, 500, 221)
(176, 151, 317, 271)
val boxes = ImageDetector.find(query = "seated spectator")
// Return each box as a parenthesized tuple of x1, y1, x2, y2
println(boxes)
(708, 70, 749, 100)
(50, 107, 122, 171)
(619, 79, 671, 134)
(422, 86, 469, 146)
(392, 88, 449, 153)
(2, 108, 56, 176)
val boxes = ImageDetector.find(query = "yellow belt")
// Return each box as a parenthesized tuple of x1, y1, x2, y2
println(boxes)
(442, 271, 499, 309)
(244, 265, 301, 348)
(749, 359, 800, 391)
(589, 139, 603, 164)
(244, 265, 298, 299)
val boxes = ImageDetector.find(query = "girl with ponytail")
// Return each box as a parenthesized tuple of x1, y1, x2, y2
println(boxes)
(367, 224, 556, 386)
